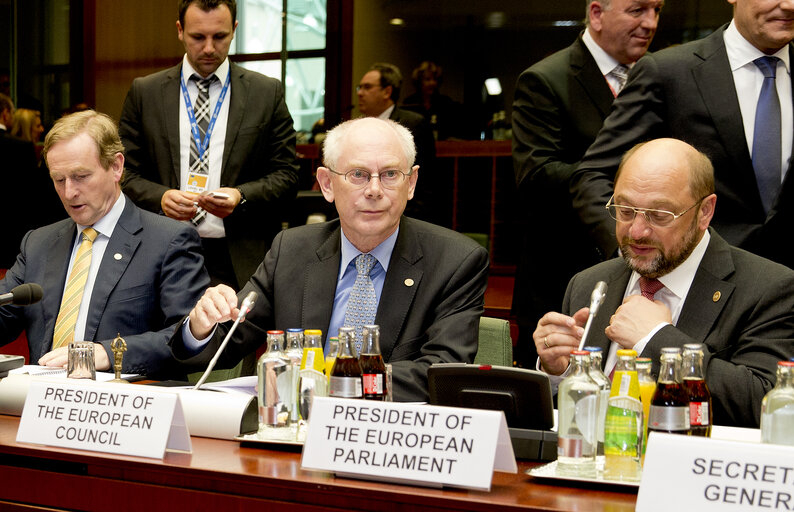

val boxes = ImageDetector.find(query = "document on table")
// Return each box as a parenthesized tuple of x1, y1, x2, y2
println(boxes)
(9, 365, 139, 382)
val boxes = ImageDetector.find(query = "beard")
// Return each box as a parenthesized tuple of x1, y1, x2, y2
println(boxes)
(619, 219, 702, 279)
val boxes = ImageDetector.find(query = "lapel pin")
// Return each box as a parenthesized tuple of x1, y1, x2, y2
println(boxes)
(114, 253, 122, 261)
(404, 278, 414, 287)
(712, 291, 721, 302)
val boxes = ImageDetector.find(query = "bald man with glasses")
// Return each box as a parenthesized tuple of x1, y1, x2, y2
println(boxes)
(170, 117, 489, 402)
(534, 138, 794, 428)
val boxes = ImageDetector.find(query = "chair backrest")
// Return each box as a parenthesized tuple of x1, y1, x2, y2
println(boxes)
(474, 316, 513, 367)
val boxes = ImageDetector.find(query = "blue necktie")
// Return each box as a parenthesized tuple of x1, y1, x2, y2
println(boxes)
(752, 56, 782, 214)
(343, 253, 378, 353)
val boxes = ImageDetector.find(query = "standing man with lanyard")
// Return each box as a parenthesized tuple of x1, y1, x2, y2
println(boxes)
(120, 0, 300, 289)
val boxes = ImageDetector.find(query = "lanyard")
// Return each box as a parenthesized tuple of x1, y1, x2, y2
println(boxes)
(180, 71, 231, 165)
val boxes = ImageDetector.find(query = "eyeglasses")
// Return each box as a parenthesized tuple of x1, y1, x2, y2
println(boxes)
(605, 195, 707, 228)
(356, 83, 381, 92)
(327, 168, 411, 189)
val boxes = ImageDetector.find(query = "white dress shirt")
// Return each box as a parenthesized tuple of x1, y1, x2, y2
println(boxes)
(582, 27, 631, 96)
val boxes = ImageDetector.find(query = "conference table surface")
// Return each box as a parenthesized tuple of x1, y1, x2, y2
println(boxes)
(0, 413, 638, 511)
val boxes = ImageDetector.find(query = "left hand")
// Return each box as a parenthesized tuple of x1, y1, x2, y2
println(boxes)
(605, 295, 672, 349)
(196, 187, 242, 218)
(38, 343, 111, 371)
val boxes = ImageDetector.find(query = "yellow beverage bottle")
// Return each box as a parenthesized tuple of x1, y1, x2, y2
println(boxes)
(636, 357, 656, 461)
(301, 329, 326, 374)
(325, 336, 338, 382)
(603, 349, 643, 482)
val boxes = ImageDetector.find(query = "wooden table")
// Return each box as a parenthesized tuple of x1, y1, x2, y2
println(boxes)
(0, 414, 637, 511)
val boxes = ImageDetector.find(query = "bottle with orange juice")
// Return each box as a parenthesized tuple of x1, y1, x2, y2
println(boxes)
(636, 357, 656, 459)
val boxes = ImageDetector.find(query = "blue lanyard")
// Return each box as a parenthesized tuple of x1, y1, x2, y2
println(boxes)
(180, 71, 231, 164)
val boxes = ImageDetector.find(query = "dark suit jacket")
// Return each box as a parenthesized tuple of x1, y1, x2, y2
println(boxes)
(171, 217, 490, 402)
(0, 197, 210, 377)
(389, 107, 443, 226)
(571, 25, 794, 269)
(561, 229, 794, 427)
(511, 35, 614, 334)
(119, 62, 300, 288)
(1, 133, 63, 268)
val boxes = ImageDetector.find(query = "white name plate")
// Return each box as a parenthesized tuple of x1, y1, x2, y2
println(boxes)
(637, 432, 794, 511)
(17, 378, 191, 459)
(300, 397, 517, 491)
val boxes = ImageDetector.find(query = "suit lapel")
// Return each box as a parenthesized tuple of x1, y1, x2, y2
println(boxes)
(222, 63, 247, 182)
(303, 227, 342, 337)
(676, 231, 735, 341)
(571, 36, 614, 119)
(84, 199, 142, 341)
(163, 66, 182, 188)
(40, 222, 77, 350)
(376, 221, 422, 361)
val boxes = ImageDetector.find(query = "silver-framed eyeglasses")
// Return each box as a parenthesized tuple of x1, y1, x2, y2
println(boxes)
(328, 168, 412, 189)
(605, 195, 707, 228)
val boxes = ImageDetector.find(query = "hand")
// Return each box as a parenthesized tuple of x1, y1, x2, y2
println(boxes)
(605, 295, 672, 349)
(38, 343, 111, 371)
(188, 284, 240, 339)
(534, 307, 589, 375)
(161, 189, 199, 221)
(196, 187, 241, 219)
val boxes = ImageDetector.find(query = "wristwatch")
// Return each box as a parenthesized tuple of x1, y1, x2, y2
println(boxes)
(236, 187, 247, 206)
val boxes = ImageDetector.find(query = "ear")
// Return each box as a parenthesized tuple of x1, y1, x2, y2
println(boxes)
(177, 20, 184, 42)
(382, 85, 393, 101)
(407, 165, 419, 200)
(111, 153, 125, 184)
(697, 193, 717, 230)
(589, 2, 604, 32)
(316, 167, 335, 203)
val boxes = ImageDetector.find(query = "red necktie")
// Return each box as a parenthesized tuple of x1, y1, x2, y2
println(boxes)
(639, 276, 664, 301)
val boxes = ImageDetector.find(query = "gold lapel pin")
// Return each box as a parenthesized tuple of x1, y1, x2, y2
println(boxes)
(712, 291, 721, 302)
(404, 278, 414, 287)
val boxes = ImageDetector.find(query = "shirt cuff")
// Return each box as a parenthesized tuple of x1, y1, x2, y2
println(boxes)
(181, 317, 216, 355)
(536, 356, 570, 394)
(633, 321, 671, 355)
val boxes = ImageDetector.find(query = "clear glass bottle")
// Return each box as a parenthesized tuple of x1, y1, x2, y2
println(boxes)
(635, 357, 655, 458)
(761, 361, 794, 446)
(329, 327, 362, 398)
(556, 351, 599, 477)
(360, 325, 387, 401)
(682, 343, 712, 437)
(256, 330, 290, 439)
(325, 336, 339, 382)
(298, 329, 328, 429)
(281, 328, 304, 427)
(648, 348, 690, 436)
(583, 346, 610, 464)
(604, 349, 643, 482)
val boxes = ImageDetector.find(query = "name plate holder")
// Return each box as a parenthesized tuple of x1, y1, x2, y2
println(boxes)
(16, 378, 191, 459)
(300, 397, 517, 491)
(637, 431, 794, 511)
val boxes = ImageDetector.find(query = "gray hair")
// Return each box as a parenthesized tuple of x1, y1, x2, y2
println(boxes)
(322, 118, 416, 170)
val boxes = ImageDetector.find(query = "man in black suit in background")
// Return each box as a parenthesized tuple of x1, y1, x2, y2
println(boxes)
(357, 63, 441, 225)
(119, 0, 299, 290)
(510, 0, 663, 366)
(571, 0, 794, 270)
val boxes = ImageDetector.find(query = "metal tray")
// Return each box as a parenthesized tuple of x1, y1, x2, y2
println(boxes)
(527, 460, 640, 488)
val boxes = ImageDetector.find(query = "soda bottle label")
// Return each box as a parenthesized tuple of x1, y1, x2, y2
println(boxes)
(648, 405, 689, 431)
(329, 376, 362, 398)
(362, 373, 384, 395)
(689, 401, 710, 426)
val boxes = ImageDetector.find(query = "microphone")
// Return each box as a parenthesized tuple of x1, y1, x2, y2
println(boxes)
(578, 281, 608, 350)
(0, 283, 44, 307)
(193, 291, 258, 390)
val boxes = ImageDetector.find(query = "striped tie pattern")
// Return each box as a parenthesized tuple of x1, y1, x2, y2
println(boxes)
(189, 75, 215, 176)
(609, 64, 630, 96)
(343, 253, 378, 353)
(52, 228, 98, 349)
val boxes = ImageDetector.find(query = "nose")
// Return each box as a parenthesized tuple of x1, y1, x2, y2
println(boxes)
(363, 175, 384, 197)
(202, 38, 214, 55)
(640, 8, 659, 30)
(63, 178, 79, 199)
(628, 212, 653, 239)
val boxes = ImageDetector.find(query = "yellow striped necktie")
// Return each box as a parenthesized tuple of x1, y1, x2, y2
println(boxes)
(52, 227, 98, 349)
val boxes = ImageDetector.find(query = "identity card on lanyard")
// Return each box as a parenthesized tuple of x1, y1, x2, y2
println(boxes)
(180, 72, 231, 194)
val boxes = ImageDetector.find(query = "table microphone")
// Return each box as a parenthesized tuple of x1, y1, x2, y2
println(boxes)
(577, 281, 608, 350)
(193, 291, 257, 390)
(0, 283, 44, 307)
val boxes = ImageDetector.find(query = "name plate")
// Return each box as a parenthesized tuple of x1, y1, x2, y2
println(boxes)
(17, 378, 191, 459)
(300, 397, 517, 491)
(637, 432, 794, 511)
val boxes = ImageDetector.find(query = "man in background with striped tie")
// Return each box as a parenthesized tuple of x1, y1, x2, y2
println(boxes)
(510, 0, 663, 368)
(0, 110, 210, 378)
(534, 138, 794, 428)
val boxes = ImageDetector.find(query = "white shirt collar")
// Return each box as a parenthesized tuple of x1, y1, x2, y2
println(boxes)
(181, 55, 231, 83)
(378, 104, 396, 120)
(626, 229, 711, 301)
(76, 192, 126, 241)
(582, 27, 626, 77)
(724, 20, 791, 73)
(339, 227, 399, 277)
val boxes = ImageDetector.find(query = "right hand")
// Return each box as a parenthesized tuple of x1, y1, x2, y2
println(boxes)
(161, 189, 199, 221)
(534, 307, 589, 375)
(188, 285, 240, 339)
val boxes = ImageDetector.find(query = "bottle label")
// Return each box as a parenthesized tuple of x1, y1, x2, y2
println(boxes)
(648, 405, 689, 431)
(558, 436, 584, 458)
(329, 376, 362, 398)
(362, 373, 384, 395)
(689, 401, 709, 426)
